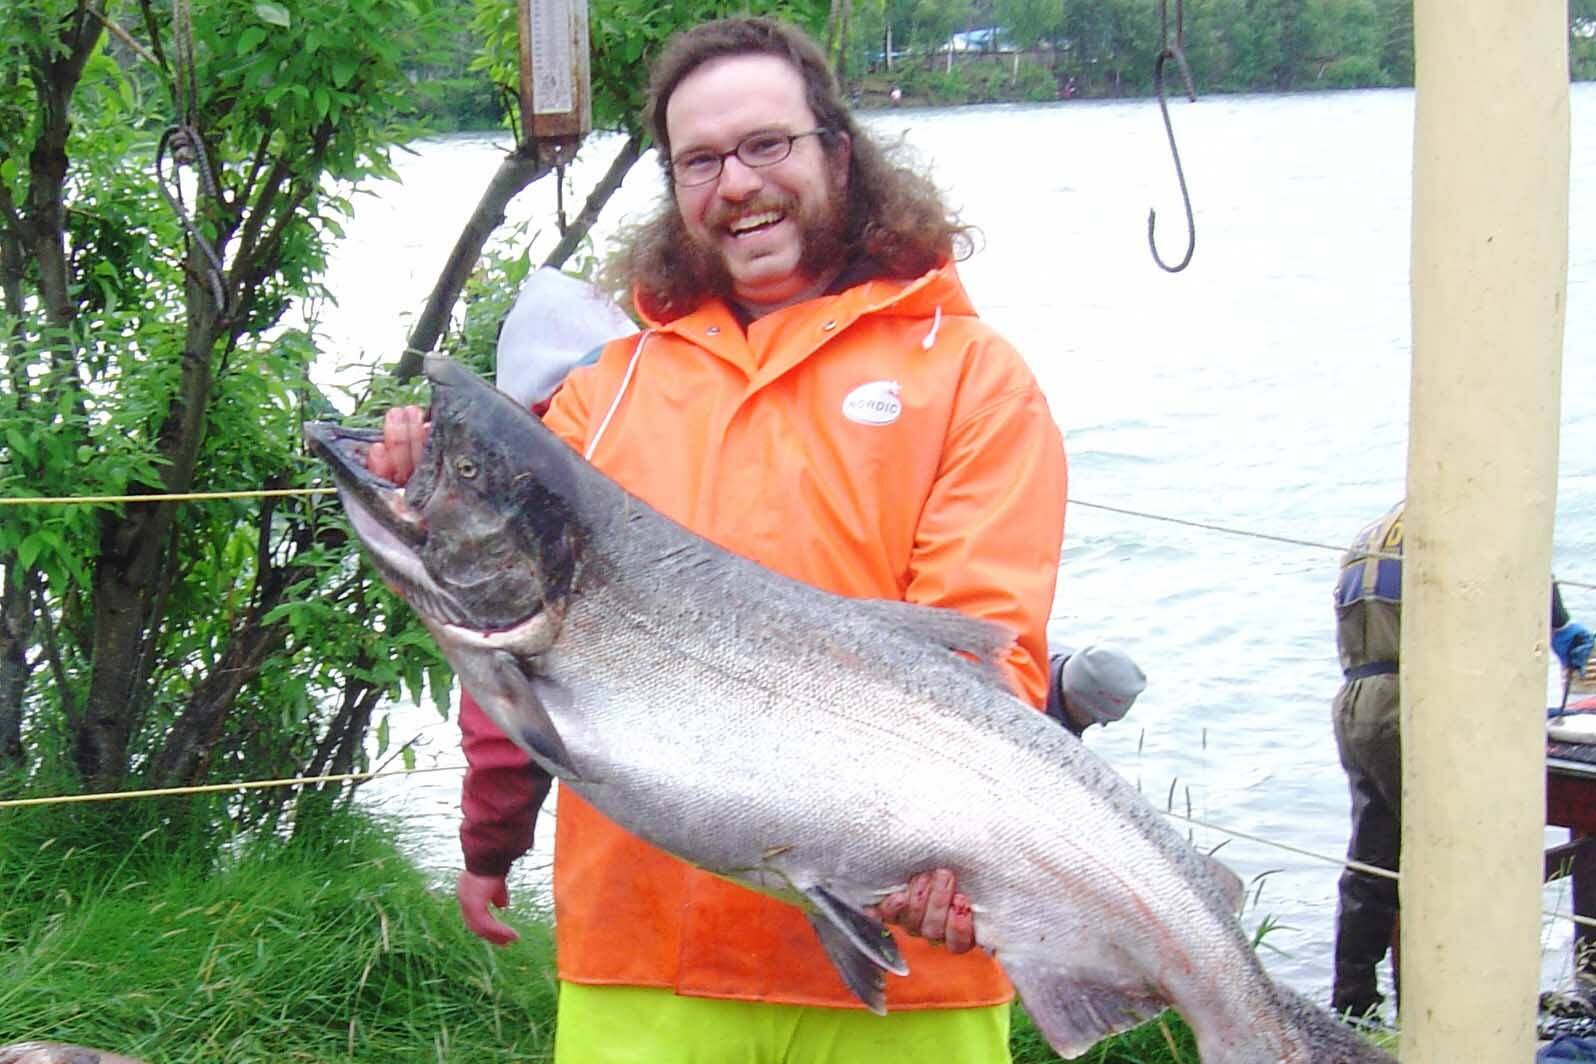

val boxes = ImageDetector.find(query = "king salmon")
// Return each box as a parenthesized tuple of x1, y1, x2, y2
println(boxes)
(305, 355, 1393, 1063)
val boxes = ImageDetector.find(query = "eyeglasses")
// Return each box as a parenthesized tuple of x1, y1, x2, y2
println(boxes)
(669, 129, 830, 188)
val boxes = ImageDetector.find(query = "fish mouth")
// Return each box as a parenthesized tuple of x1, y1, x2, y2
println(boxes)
(303, 418, 528, 632)
(302, 421, 457, 616)
(303, 423, 424, 546)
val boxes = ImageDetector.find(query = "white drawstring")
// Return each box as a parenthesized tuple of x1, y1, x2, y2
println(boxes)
(585, 331, 649, 461)
(921, 305, 942, 350)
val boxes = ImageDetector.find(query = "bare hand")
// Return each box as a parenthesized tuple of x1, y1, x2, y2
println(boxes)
(457, 870, 519, 946)
(869, 868, 976, 954)
(366, 405, 429, 486)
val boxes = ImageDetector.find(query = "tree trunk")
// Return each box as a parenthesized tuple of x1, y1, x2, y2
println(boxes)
(11, 9, 103, 778)
(395, 145, 552, 381)
(541, 132, 644, 271)
(79, 302, 223, 785)
(825, 0, 846, 70)
(149, 562, 293, 788)
(0, 574, 34, 771)
(835, 0, 852, 83)
(288, 652, 383, 830)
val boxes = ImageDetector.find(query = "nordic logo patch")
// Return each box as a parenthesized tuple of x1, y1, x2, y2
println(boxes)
(842, 380, 902, 426)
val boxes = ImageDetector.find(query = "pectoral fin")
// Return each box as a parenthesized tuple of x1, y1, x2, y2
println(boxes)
(479, 649, 581, 781)
(801, 884, 908, 1015)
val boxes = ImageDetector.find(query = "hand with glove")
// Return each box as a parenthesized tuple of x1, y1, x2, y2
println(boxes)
(1553, 621, 1595, 673)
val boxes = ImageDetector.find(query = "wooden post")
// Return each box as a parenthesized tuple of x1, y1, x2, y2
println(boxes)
(517, 0, 591, 157)
(1403, 1, 1569, 1060)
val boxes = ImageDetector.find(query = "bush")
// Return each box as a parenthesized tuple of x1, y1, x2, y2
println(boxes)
(1318, 56, 1390, 89)
(1011, 62, 1061, 102)
(403, 75, 509, 133)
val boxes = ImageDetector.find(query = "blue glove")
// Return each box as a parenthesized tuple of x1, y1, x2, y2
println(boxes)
(1553, 621, 1595, 672)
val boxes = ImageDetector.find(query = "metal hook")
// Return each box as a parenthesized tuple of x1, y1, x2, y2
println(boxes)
(155, 125, 229, 311)
(1149, 0, 1197, 273)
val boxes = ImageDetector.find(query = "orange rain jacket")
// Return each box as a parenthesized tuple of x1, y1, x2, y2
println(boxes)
(458, 259, 1068, 1010)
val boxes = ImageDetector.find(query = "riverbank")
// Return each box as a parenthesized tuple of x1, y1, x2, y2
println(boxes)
(0, 804, 1214, 1061)
(0, 805, 558, 1062)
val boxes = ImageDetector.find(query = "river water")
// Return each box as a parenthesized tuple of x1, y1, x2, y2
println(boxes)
(332, 84, 1596, 1008)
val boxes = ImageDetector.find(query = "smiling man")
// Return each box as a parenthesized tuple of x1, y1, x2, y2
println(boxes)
(372, 16, 1068, 1064)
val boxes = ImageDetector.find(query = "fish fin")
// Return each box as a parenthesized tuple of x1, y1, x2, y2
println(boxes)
(1002, 954, 1168, 1057)
(1204, 853, 1246, 915)
(802, 885, 908, 976)
(479, 650, 581, 781)
(801, 884, 909, 1014)
(805, 913, 891, 1015)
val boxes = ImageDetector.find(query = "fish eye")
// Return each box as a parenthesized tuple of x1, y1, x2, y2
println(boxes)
(455, 457, 478, 479)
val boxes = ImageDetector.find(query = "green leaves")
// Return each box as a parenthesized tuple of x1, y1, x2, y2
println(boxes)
(0, 0, 456, 810)
(254, 1, 293, 27)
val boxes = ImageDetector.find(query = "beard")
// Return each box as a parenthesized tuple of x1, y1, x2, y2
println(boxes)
(663, 171, 852, 308)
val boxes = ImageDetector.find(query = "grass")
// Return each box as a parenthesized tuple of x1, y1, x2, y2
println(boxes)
(0, 800, 1318, 1063)
(1013, 1008, 1199, 1063)
(0, 803, 557, 1062)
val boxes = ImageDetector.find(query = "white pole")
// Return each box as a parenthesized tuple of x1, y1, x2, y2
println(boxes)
(1403, 2, 1569, 1061)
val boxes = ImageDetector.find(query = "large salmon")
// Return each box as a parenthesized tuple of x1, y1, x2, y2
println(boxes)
(305, 356, 1393, 1063)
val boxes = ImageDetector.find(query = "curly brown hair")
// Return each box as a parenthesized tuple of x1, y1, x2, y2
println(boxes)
(609, 17, 973, 322)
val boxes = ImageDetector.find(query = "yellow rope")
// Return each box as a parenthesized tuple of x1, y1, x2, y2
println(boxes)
(0, 487, 336, 506)
(11, 758, 1596, 929)
(5, 486, 1591, 588)
(2, 485, 1592, 926)
(1162, 807, 1400, 881)
(0, 762, 462, 809)
(1163, 807, 1596, 930)
(0, 486, 1467, 578)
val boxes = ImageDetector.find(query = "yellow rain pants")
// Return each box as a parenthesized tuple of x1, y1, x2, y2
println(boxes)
(552, 982, 1012, 1064)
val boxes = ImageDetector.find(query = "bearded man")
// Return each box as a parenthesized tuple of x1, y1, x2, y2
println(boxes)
(369, 16, 1067, 1063)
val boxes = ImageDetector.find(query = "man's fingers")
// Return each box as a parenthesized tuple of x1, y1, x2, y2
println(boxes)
(917, 868, 956, 943)
(895, 871, 932, 931)
(402, 408, 428, 475)
(872, 870, 978, 952)
(457, 871, 519, 947)
(871, 891, 907, 923)
(379, 405, 428, 485)
(944, 892, 975, 954)
(465, 908, 520, 946)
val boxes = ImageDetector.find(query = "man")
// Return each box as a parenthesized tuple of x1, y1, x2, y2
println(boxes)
(1045, 643, 1146, 737)
(493, 271, 1141, 748)
(371, 17, 1066, 1062)
(1330, 500, 1594, 1021)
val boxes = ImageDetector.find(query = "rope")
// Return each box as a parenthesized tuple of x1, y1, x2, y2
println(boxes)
(1162, 808, 1398, 881)
(9, 485, 1592, 589)
(0, 763, 463, 810)
(1164, 807, 1596, 932)
(0, 487, 335, 507)
(9, 759, 1594, 930)
(2, 484, 1591, 923)
(1069, 497, 1406, 560)
(0, 487, 1492, 567)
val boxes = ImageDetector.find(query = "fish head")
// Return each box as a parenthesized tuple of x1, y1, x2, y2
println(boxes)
(304, 355, 584, 636)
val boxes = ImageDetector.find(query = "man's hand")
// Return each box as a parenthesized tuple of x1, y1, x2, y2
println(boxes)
(869, 868, 976, 954)
(367, 405, 429, 486)
(458, 870, 519, 946)
(1554, 621, 1595, 673)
